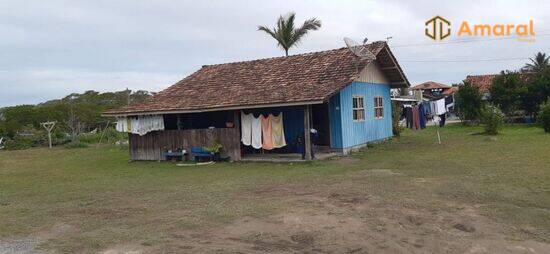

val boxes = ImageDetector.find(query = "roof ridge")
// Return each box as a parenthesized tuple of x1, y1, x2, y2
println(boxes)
(201, 40, 387, 68)
(201, 47, 347, 68)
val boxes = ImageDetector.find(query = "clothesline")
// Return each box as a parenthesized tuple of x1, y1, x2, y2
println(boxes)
(241, 111, 286, 150)
(403, 98, 448, 130)
(116, 115, 165, 136)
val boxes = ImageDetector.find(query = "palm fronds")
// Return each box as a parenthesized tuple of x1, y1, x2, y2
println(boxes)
(258, 12, 321, 56)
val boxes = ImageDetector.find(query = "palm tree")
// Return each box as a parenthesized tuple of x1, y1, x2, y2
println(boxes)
(524, 52, 549, 73)
(258, 12, 321, 56)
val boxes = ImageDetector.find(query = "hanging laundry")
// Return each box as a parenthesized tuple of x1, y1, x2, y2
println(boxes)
(116, 117, 127, 132)
(435, 98, 447, 115)
(270, 113, 286, 148)
(404, 106, 413, 129)
(422, 101, 432, 117)
(260, 115, 274, 150)
(430, 101, 437, 117)
(116, 115, 164, 136)
(439, 113, 446, 127)
(412, 105, 420, 130)
(418, 103, 427, 129)
(240, 111, 253, 146)
(132, 115, 164, 136)
(251, 114, 262, 149)
(127, 117, 133, 132)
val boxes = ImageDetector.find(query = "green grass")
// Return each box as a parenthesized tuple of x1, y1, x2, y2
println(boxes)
(0, 124, 549, 252)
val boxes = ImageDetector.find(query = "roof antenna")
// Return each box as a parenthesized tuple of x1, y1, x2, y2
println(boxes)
(385, 36, 393, 45)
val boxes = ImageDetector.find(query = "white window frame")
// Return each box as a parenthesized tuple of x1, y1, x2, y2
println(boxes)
(374, 96, 384, 119)
(352, 96, 365, 122)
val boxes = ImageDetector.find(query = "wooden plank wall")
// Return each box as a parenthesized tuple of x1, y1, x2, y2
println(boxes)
(129, 128, 241, 161)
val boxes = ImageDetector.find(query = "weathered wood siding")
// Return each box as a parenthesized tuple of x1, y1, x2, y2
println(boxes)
(129, 128, 241, 161)
(355, 63, 389, 84)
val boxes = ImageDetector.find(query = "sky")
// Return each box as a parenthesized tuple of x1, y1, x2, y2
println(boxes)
(1, 0, 548, 107)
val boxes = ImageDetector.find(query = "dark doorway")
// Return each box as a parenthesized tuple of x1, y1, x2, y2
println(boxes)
(311, 103, 330, 146)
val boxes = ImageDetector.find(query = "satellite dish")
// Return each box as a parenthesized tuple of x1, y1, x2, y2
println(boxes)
(343, 37, 376, 61)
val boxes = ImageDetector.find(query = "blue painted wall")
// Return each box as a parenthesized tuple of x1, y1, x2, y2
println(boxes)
(329, 94, 343, 149)
(329, 82, 393, 149)
(244, 106, 303, 145)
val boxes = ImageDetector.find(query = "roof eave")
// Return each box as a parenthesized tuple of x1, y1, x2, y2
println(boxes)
(102, 99, 325, 117)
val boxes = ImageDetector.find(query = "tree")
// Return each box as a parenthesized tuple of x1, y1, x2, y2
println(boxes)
(524, 52, 549, 73)
(520, 68, 550, 116)
(539, 100, 550, 132)
(258, 12, 321, 56)
(455, 81, 484, 124)
(489, 71, 523, 117)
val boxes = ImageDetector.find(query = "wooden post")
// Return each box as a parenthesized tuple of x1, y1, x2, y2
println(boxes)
(41, 121, 56, 148)
(304, 105, 312, 160)
(97, 121, 110, 148)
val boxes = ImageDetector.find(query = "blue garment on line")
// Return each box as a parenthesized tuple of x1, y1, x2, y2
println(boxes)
(418, 103, 427, 129)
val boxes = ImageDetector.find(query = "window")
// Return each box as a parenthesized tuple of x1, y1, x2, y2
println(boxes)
(352, 96, 365, 121)
(374, 96, 384, 118)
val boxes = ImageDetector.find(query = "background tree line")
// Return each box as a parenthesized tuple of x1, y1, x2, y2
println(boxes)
(455, 52, 550, 133)
(0, 89, 152, 149)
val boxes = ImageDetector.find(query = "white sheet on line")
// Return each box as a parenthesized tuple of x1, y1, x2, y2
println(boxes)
(240, 111, 253, 146)
(251, 114, 262, 149)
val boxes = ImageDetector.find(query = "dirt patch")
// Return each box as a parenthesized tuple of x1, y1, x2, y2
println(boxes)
(146, 193, 550, 254)
(0, 237, 43, 254)
(101, 244, 145, 254)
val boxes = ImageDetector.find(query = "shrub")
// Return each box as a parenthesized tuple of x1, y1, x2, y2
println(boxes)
(480, 105, 504, 135)
(77, 128, 127, 144)
(391, 102, 404, 136)
(455, 81, 484, 124)
(64, 141, 89, 149)
(539, 100, 550, 132)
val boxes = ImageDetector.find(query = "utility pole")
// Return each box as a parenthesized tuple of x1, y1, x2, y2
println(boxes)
(126, 87, 131, 105)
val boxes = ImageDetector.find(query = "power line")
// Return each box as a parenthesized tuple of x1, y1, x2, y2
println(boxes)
(400, 57, 528, 63)
(391, 33, 550, 48)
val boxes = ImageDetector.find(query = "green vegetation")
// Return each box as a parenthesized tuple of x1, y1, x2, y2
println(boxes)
(391, 101, 404, 136)
(480, 105, 504, 135)
(258, 12, 321, 56)
(524, 52, 549, 73)
(0, 90, 148, 150)
(540, 100, 550, 132)
(0, 125, 548, 252)
(487, 52, 550, 119)
(455, 81, 484, 124)
(489, 71, 524, 117)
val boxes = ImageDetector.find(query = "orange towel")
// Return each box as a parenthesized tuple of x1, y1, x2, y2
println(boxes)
(261, 115, 274, 150)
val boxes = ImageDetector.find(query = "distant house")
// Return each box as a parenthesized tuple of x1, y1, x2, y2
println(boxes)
(465, 73, 534, 99)
(104, 41, 410, 161)
(410, 81, 457, 100)
(464, 74, 498, 99)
